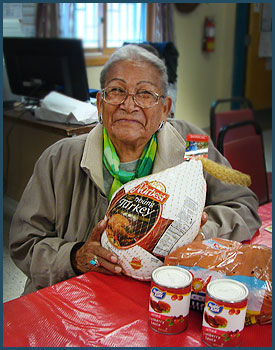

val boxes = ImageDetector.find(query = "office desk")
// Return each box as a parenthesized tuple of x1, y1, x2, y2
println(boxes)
(4, 108, 95, 137)
(3, 202, 272, 347)
(3, 108, 96, 200)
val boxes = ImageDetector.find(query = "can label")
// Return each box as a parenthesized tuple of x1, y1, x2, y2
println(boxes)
(202, 295, 247, 347)
(149, 282, 191, 334)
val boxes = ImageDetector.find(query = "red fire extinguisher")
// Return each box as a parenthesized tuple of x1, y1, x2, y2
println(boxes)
(203, 17, 215, 52)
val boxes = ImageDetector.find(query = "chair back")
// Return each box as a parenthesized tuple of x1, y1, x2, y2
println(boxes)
(210, 97, 254, 146)
(217, 120, 269, 205)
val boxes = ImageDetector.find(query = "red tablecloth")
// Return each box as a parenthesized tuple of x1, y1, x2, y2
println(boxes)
(249, 201, 272, 247)
(3, 202, 272, 347)
(3, 272, 272, 347)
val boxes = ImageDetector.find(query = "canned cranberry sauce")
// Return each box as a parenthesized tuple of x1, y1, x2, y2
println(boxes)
(148, 266, 193, 334)
(202, 279, 249, 347)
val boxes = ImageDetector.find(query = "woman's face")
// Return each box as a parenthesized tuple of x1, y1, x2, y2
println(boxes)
(97, 60, 171, 148)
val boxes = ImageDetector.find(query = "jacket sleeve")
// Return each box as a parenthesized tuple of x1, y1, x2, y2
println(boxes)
(9, 141, 80, 292)
(202, 137, 262, 241)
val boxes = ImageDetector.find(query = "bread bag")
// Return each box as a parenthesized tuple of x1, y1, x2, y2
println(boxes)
(164, 237, 272, 325)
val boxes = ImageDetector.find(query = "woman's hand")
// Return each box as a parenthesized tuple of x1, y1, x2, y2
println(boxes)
(194, 211, 208, 241)
(71, 219, 122, 275)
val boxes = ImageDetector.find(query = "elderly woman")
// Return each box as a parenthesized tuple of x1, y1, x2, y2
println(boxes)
(9, 45, 261, 295)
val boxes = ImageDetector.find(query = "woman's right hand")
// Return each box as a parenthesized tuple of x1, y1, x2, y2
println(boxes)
(71, 219, 122, 275)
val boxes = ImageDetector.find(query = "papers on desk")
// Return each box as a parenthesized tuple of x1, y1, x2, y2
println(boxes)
(34, 91, 98, 125)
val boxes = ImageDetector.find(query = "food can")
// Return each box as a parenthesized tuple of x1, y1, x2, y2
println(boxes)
(202, 279, 249, 347)
(148, 266, 192, 334)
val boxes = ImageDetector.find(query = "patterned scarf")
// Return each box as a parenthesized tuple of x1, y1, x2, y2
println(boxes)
(103, 127, 157, 201)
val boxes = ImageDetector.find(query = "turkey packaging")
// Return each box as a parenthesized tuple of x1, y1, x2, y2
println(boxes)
(101, 159, 206, 280)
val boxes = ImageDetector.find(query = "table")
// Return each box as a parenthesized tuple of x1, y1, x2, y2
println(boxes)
(4, 108, 95, 137)
(3, 202, 272, 347)
(4, 108, 95, 200)
(249, 201, 272, 247)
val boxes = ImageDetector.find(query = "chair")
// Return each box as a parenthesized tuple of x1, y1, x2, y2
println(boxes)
(210, 97, 255, 146)
(217, 120, 270, 205)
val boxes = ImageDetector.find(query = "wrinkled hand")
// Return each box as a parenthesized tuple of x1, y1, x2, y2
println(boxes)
(194, 211, 208, 242)
(71, 220, 122, 275)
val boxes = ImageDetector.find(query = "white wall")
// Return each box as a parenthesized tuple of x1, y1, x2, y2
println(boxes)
(174, 3, 236, 128)
(87, 66, 102, 91)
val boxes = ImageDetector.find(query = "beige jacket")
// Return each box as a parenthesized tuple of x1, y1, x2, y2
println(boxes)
(9, 120, 261, 295)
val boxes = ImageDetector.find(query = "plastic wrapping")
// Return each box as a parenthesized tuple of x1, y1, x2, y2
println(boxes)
(101, 159, 206, 280)
(164, 237, 272, 325)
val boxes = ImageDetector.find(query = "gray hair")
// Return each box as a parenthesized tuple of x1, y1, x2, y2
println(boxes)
(100, 44, 169, 95)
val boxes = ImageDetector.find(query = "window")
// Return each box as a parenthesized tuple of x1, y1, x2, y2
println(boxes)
(105, 3, 147, 48)
(60, 3, 153, 66)
(74, 3, 100, 49)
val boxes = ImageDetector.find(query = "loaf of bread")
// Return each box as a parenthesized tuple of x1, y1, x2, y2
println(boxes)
(164, 237, 272, 325)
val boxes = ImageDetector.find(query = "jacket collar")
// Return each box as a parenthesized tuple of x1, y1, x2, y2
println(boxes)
(81, 122, 186, 194)
(81, 124, 105, 193)
(153, 121, 186, 173)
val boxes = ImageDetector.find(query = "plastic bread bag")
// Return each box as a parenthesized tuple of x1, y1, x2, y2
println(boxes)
(101, 156, 251, 281)
(164, 237, 272, 326)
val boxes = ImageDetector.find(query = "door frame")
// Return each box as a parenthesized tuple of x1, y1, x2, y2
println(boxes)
(231, 4, 250, 101)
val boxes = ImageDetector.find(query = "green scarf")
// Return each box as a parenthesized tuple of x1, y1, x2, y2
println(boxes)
(103, 127, 157, 201)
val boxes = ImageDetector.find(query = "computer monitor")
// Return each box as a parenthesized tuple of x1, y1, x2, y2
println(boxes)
(3, 37, 90, 102)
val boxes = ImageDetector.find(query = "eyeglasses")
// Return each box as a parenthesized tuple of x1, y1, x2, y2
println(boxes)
(101, 86, 165, 109)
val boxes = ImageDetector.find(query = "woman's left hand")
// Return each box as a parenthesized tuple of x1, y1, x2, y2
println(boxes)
(194, 211, 208, 241)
